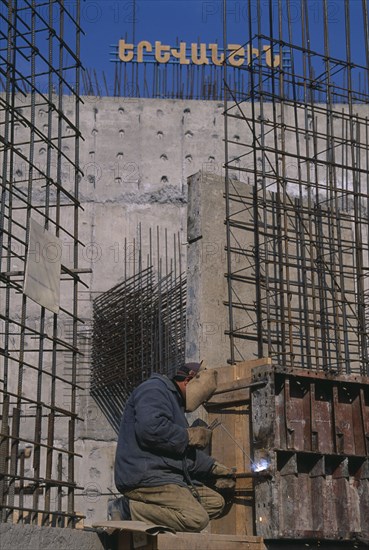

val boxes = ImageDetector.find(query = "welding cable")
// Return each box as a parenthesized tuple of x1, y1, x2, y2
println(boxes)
(182, 453, 201, 502)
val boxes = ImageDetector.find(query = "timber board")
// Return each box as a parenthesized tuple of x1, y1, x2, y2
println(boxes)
(206, 358, 271, 535)
(117, 531, 266, 549)
(155, 532, 266, 549)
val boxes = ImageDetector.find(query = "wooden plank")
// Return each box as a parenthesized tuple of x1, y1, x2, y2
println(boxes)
(94, 520, 175, 534)
(206, 360, 272, 535)
(156, 532, 266, 550)
(213, 377, 253, 395)
(208, 366, 239, 534)
(235, 362, 256, 536)
(206, 390, 250, 406)
(213, 360, 272, 387)
(235, 358, 272, 370)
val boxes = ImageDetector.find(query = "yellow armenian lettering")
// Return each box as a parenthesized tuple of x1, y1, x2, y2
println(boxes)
(119, 39, 134, 62)
(209, 44, 224, 66)
(171, 42, 190, 65)
(263, 45, 281, 68)
(228, 44, 245, 67)
(117, 40, 281, 68)
(137, 41, 152, 62)
(155, 41, 171, 63)
(191, 43, 209, 65)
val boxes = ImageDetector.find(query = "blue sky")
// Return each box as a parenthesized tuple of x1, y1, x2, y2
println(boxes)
(81, 0, 222, 75)
(1, 1, 366, 95)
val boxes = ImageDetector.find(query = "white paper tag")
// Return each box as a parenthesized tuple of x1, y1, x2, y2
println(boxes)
(24, 218, 62, 313)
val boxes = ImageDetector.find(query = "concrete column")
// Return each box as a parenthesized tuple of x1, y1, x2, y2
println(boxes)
(186, 170, 258, 368)
(186, 171, 230, 368)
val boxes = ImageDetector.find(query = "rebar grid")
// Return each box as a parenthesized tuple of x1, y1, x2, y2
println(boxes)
(0, 0, 83, 526)
(90, 228, 186, 432)
(224, 0, 369, 375)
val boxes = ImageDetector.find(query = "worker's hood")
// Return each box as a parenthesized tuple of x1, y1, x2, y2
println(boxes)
(185, 368, 218, 412)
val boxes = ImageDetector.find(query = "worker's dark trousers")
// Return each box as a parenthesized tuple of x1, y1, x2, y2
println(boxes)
(124, 483, 225, 532)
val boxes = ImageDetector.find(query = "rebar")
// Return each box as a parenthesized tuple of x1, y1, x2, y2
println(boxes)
(0, 0, 83, 526)
(224, 0, 369, 376)
(90, 228, 186, 432)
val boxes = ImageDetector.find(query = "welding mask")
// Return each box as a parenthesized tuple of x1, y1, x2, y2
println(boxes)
(185, 367, 218, 412)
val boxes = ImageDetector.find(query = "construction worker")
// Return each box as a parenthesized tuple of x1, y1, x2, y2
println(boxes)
(112, 362, 236, 532)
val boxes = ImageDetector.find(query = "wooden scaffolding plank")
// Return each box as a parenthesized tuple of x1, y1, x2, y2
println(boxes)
(156, 532, 266, 549)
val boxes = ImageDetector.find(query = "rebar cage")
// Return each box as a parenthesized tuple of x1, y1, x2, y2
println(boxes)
(91, 228, 187, 432)
(224, 0, 369, 376)
(0, 0, 82, 526)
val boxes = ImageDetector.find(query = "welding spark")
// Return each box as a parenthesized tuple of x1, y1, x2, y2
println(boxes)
(251, 458, 271, 472)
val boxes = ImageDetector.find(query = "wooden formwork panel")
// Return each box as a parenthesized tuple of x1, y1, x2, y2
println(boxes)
(117, 531, 266, 550)
(156, 533, 265, 549)
(96, 521, 266, 549)
(205, 358, 272, 536)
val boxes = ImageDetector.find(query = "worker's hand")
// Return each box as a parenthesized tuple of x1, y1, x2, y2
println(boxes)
(187, 426, 212, 449)
(211, 461, 235, 477)
(211, 462, 237, 490)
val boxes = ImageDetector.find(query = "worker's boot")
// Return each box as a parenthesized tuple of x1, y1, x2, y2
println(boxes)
(107, 496, 131, 520)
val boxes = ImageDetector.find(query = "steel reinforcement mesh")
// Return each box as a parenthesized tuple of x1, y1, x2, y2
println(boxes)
(224, 0, 369, 375)
(0, 0, 83, 526)
(90, 230, 186, 432)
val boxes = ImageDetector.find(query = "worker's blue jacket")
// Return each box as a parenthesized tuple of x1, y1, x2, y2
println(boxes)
(114, 374, 215, 493)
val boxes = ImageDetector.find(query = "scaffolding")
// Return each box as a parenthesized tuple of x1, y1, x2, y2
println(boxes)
(0, 0, 83, 526)
(224, 0, 369, 376)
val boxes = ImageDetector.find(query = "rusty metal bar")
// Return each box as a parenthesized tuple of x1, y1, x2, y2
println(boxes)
(90, 228, 186, 432)
(0, 0, 83, 526)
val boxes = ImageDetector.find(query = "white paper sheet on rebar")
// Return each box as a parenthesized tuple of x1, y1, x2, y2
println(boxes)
(24, 218, 62, 314)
